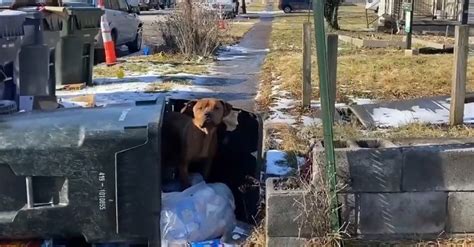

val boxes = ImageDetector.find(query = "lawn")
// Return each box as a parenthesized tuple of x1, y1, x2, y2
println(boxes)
(259, 5, 474, 106)
(246, 1, 279, 11)
(258, 4, 474, 152)
(94, 19, 257, 79)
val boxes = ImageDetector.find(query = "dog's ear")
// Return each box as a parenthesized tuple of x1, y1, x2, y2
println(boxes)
(180, 100, 197, 116)
(220, 100, 233, 117)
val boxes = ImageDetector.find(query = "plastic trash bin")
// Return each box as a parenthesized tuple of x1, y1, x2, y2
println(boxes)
(50, 6, 103, 86)
(0, 10, 25, 103)
(15, 7, 62, 107)
(0, 99, 162, 245)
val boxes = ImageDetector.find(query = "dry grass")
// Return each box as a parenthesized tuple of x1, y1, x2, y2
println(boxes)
(259, 4, 474, 107)
(93, 53, 210, 78)
(246, 1, 279, 12)
(220, 20, 259, 45)
(338, 4, 377, 31)
(144, 79, 191, 93)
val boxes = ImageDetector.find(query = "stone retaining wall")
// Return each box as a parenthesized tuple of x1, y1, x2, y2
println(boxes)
(266, 139, 474, 246)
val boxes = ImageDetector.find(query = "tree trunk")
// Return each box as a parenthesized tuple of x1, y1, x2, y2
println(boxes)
(241, 0, 247, 14)
(324, 0, 340, 30)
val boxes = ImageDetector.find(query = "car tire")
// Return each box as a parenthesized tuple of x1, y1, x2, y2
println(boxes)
(283, 6, 292, 13)
(127, 29, 143, 53)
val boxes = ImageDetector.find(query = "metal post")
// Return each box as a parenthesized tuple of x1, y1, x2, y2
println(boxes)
(26, 176, 34, 208)
(302, 23, 312, 108)
(462, 0, 469, 24)
(405, 0, 415, 49)
(327, 34, 338, 124)
(312, 0, 340, 232)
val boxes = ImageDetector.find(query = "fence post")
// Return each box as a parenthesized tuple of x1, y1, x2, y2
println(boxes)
(327, 33, 338, 123)
(450, 25, 469, 125)
(302, 22, 312, 108)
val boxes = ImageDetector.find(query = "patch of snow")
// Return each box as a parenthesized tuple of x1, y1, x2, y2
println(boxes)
(310, 100, 347, 109)
(301, 116, 322, 126)
(266, 150, 293, 176)
(370, 101, 474, 127)
(216, 55, 248, 61)
(219, 45, 270, 54)
(266, 111, 297, 125)
(349, 97, 376, 105)
(57, 80, 213, 108)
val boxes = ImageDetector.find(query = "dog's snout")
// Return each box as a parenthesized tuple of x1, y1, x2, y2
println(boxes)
(204, 112, 211, 117)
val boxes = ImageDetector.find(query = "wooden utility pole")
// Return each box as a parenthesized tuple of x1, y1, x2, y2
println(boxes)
(450, 26, 469, 125)
(449, 0, 469, 125)
(327, 33, 338, 123)
(302, 22, 312, 108)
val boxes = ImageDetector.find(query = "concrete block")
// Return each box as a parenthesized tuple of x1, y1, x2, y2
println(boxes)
(359, 192, 447, 235)
(313, 144, 403, 192)
(338, 35, 364, 48)
(402, 147, 474, 191)
(447, 192, 474, 233)
(339, 193, 357, 235)
(404, 49, 419, 56)
(363, 40, 405, 48)
(265, 178, 312, 238)
(266, 237, 307, 247)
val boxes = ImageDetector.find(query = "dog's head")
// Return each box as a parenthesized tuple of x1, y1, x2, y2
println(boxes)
(181, 98, 233, 129)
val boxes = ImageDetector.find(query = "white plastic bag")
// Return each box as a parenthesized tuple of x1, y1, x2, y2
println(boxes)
(161, 179, 236, 242)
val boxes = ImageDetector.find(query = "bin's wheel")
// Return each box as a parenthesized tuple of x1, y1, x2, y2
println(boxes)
(0, 100, 17, 115)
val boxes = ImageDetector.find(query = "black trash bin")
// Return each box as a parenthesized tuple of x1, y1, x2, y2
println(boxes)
(0, 99, 162, 245)
(0, 10, 25, 107)
(15, 7, 62, 110)
(51, 6, 103, 86)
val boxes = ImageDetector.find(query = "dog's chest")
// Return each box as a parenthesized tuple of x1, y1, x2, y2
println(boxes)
(189, 133, 216, 159)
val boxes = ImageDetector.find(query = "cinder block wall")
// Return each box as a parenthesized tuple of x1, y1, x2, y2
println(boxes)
(312, 139, 474, 239)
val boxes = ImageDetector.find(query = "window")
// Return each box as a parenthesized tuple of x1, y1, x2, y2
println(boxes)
(117, 0, 129, 11)
(105, 0, 120, 10)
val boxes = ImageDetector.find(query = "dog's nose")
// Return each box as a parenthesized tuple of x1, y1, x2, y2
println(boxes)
(205, 112, 211, 118)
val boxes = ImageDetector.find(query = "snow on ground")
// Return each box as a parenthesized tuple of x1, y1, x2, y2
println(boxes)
(57, 77, 213, 108)
(371, 102, 474, 127)
(216, 45, 270, 61)
(355, 97, 474, 128)
(265, 150, 294, 176)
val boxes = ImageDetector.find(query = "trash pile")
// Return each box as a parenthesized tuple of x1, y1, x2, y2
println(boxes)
(161, 174, 251, 247)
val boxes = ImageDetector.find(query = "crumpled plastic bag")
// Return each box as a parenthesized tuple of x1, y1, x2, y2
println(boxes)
(161, 176, 236, 242)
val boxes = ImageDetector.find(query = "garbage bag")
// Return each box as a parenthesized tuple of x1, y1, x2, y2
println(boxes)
(161, 180, 236, 242)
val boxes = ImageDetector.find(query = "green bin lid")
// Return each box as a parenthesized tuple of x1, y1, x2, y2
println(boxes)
(0, 10, 26, 38)
(66, 7, 103, 30)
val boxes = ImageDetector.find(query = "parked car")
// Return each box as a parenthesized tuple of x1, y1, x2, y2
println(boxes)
(278, 0, 311, 13)
(206, 0, 237, 18)
(62, 0, 143, 53)
(137, 0, 164, 11)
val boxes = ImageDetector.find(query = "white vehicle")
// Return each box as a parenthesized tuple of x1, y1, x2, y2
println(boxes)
(96, 0, 143, 52)
(206, 0, 237, 18)
(63, 0, 143, 53)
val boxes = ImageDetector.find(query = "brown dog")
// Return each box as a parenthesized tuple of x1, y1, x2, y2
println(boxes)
(162, 98, 233, 189)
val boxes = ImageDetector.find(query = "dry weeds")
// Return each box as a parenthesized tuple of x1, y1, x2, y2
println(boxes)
(219, 20, 259, 46)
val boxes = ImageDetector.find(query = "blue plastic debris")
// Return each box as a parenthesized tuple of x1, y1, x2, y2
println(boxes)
(143, 46, 150, 56)
(190, 239, 222, 247)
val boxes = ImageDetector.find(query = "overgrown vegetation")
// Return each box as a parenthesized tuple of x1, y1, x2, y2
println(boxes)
(160, 2, 221, 58)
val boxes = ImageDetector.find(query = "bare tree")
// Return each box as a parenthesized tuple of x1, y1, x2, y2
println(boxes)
(324, 0, 341, 30)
